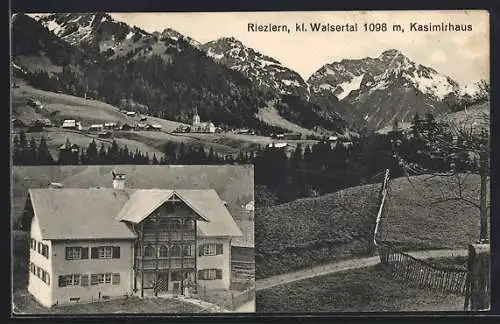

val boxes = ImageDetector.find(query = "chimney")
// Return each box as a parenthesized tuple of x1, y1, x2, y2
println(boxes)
(112, 171, 126, 190)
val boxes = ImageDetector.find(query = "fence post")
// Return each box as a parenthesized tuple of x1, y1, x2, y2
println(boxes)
(467, 243, 490, 311)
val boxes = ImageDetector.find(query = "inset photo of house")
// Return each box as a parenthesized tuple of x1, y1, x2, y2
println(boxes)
(12, 165, 255, 314)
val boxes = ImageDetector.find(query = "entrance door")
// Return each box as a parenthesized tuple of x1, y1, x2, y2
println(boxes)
(156, 272, 169, 292)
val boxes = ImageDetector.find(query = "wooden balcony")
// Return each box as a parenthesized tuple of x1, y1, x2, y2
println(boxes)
(141, 232, 195, 242)
(135, 257, 195, 270)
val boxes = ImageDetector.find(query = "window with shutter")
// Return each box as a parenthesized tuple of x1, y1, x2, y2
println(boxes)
(46, 273, 50, 285)
(197, 270, 203, 280)
(58, 276, 66, 287)
(98, 246, 113, 258)
(216, 269, 223, 279)
(202, 244, 216, 256)
(216, 244, 223, 255)
(42, 244, 49, 258)
(198, 244, 204, 257)
(207, 269, 216, 280)
(112, 273, 120, 285)
(112, 247, 120, 259)
(81, 274, 89, 286)
(66, 247, 82, 260)
(91, 274, 99, 285)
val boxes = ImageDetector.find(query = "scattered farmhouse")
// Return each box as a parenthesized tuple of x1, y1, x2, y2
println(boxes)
(267, 142, 288, 149)
(144, 124, 162, 131)
(126, 111, 137, 117)
(273, 133, 301, 140)
(104, 122, 118, 130)
(88, 124, 104, 132)
(25, 172, 242, 308)
(61, 120, 82, 131)
(243, 200, 254, 212)
(191, 110, 216, 133)
(59, 143, 80, 153)
(36, 119, 53, 127)
(27, 98, 43, 109)
(234, 128, 251, 135)
(140, 117, 148, 122)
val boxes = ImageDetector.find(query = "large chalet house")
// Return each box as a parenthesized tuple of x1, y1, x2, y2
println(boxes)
(25, 172, 242, 308)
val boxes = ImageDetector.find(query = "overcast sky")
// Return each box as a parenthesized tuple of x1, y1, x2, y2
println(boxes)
(33, 11, 490, 85)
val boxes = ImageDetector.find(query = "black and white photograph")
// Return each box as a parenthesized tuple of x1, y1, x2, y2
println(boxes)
(10, 9, 490, 315)
(11, 165, 255, 314)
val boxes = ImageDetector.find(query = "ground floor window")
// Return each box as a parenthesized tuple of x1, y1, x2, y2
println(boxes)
(58, 273, 120, 287)
(91, 273, 120, 285)
(198, 269, 223, 280)
(98, 273, 112, 284)
(58, 274, 80, 287)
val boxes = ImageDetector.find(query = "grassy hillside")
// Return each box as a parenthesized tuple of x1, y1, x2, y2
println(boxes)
(256, 104, 322, 136)
(11, 165, 254, 231)
(11, 82, 186, 131)
(256, 174, 486, 279)
(256, 263, 465, 312)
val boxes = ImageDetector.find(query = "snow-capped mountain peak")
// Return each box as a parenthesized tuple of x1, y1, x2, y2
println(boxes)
(308, 49, 461, 130)
(201, 37, 309, 98)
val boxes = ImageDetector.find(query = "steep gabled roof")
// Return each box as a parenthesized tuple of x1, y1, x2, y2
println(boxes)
(115, 189, 242, 238)
(28, 188, 136, 240)
(28, 188, 242, 240)
(175, 190, 242, 238)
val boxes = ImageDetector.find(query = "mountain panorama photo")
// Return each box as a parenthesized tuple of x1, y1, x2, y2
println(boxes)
(10, 10, 490, 315)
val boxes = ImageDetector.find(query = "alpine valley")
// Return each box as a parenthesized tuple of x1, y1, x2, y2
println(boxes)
(11, 13, 484, 137)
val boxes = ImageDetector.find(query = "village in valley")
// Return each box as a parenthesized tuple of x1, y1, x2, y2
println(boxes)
(11, 85, 354, 164)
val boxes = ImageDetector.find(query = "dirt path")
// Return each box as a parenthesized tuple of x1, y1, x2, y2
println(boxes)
(256, 249, 469, 291)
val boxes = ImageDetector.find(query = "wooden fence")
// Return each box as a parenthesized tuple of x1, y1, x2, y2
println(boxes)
(196, 284, 255, 312)
(230, 287, 255, 310)
(377, 242, 468, 295)
(232, 260, 255, 282)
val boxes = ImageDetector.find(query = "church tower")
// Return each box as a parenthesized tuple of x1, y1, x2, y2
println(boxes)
(192, 109, 200, 126)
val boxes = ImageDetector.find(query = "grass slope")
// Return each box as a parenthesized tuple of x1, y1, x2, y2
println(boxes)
(12, 82, 187, 131)
(256, 263, 465, 312)
(256, 104, 322, 136)
(256, 174, 485, 279)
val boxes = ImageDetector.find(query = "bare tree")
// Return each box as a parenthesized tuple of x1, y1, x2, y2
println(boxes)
(413, 106, 490, 242)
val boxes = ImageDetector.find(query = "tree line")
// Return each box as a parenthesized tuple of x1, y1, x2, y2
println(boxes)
(12, 112, 480, 207)
(11, 131, 255, 166)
